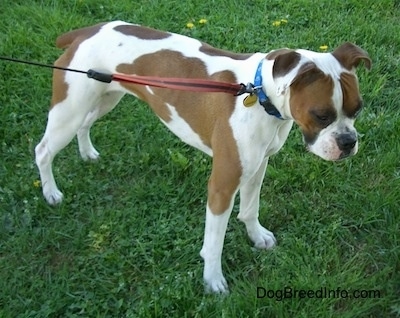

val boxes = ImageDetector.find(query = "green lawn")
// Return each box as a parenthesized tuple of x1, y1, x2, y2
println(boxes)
(0, 0, 399, 317)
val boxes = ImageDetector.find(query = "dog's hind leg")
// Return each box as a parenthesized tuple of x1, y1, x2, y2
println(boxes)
(35, 91, 100, 205)
(237, 156, 277, 249)
(77, 91, 124, 160)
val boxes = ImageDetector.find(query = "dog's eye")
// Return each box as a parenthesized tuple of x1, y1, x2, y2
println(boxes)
(311, 110, 335, 127)
(316, 114, 329, 122)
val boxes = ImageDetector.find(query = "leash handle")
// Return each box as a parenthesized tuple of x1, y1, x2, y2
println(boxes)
(87, 69, 113, 83)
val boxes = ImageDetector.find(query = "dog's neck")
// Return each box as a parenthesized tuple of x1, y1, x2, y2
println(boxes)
(253, 58, 284, 120)
(260, 58, 293, 120)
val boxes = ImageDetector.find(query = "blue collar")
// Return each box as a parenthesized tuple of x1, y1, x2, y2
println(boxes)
(254, 59, 283, 119)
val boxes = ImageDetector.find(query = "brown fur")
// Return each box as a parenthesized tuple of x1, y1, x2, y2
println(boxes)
(289, 65, 335, 143)
(114, 24, 171, 40)
(266, 48, 294, 60)
(332, 42, 371, 70)
(272, 51, 301, 77)
(51, 23, 106, 107)
(199, 43, 252, 60)
(339, 72, 363, 117)
(116, 50, 238, 148)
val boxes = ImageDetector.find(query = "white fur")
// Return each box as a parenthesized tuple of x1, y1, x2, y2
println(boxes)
(200, 204, 233, 293)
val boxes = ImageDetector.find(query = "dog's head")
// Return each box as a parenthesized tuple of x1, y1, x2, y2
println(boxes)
(270, 43, 371, 161)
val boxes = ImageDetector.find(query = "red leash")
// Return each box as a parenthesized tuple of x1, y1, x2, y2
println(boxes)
(88, 69, 244, 95)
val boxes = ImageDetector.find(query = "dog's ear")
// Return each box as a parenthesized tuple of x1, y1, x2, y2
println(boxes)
(332, 42, 372, 71)
(269, 50, 302, 95)
(271, 50, 302, 78)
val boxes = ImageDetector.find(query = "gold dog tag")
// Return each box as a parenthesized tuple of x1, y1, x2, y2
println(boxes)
(243, 94, 257, 107)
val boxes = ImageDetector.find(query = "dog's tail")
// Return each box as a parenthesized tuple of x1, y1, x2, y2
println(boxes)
(56, 22, 107, 49)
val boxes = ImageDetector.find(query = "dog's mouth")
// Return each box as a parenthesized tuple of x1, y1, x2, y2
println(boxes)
(305, 143, 357, 161)
(304, 127, 359, 161)
(338, 147, 357, 160)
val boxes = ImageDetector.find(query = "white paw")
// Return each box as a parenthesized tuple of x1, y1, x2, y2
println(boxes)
(204, 274, 229, 294)
(80, 147, 100, 161)
(43, 188, 64, 205)
(248, 223, 277, 249)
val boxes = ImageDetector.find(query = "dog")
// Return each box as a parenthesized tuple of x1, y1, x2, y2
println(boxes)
(35, 21, 371, 293)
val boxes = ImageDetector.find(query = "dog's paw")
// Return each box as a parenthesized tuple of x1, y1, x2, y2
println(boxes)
(204, 274, 229, 294)
(80, 147, 100, 161)
(43, 188, 64, 205)
(247, 222, 277, 250)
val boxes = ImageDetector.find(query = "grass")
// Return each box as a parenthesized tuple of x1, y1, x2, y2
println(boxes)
(0, 0, 399, 316)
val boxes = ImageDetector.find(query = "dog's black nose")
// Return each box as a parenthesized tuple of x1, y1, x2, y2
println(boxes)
(337, 134, 357, 151)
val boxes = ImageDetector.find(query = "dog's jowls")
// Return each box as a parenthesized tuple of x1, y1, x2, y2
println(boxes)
(35, 21, 371, 293)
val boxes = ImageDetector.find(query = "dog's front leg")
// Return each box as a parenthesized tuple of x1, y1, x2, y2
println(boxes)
(200, 205, 233, 294)
(238, 156, 277, 249)
(200, 155, 240, 294)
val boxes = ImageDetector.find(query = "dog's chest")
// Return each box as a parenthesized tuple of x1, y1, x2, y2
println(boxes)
(230, 107, 293, 176)
(156, 99, 293, 164)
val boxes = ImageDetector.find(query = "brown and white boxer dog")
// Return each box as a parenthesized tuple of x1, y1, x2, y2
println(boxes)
(35, 21, 371, 293)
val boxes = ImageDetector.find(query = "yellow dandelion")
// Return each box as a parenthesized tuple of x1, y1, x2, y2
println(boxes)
(319, 45, 329, 51)
(186, 22, 195, 29)
(280, 19, 288, 24)
(272, 20, 281, 27)
(199, 18, 207, 24)
(33, 180, 41, 188)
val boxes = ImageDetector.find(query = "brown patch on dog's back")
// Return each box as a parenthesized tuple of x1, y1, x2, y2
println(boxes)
(340, 72, 363, 117)
(199, 43, 252, 60)
(116, 49, 238, 146)
(56, 23, 106, 49)
(114, 24, 171, 40)
(52, 23, 106, 107)
(116, 50, 209, 123)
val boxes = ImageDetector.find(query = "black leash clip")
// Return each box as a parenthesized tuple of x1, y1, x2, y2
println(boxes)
(87, 69, 113, 83)
(236, 82, 257, 96)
